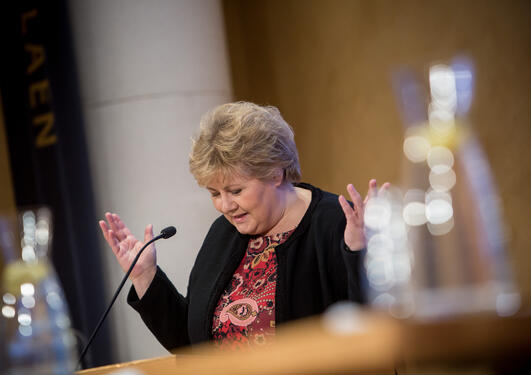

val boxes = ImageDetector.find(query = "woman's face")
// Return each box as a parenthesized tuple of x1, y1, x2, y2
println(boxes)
(206, 171, 283, 235)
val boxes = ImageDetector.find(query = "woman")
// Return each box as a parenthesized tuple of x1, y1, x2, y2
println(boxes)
(99, 102, 388, 350)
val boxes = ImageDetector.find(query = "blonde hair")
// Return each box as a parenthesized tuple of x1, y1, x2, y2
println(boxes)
(189, 102, 301, 186)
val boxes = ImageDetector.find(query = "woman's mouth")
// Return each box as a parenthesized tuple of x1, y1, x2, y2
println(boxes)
(232, 213, 247, 223)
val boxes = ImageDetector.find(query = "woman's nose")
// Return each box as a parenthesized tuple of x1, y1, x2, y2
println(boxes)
(220, 195, 236, 213)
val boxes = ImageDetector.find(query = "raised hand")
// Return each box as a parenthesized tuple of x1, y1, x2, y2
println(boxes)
(338, 179, 390, 251)
(99, 212, 157, 298)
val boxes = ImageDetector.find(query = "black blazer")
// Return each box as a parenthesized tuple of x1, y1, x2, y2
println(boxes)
(127, 183, 366, 350)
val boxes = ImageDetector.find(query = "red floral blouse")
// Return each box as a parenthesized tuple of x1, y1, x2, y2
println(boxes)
(212, 230, 293, 348)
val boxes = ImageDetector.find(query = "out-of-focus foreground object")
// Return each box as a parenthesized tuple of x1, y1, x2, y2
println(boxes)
(74, 309, 531, 375)
(1, 208, 76, 374)
(363, 57, 520, 319)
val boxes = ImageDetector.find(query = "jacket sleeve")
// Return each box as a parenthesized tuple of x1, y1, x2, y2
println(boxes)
(127, 266, 190, 350)
(340, 239, 368, 303)
(321, 199, 368, 305)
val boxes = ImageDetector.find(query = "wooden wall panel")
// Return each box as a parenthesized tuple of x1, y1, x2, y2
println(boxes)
(223, 0, 531, 301)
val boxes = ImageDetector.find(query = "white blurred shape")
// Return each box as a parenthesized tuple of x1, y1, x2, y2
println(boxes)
(46, 291, 62, 309)
(428, 106, 457, 142)
(427, 217, 455, 236)
(19, 325, 33, 337)
(35, 219, 50, 245)
(403, 189, 427, 226)
(367, 233, 394, 256)
(2, 305, 16, 318)
(3, 293, 16, 305)
(21, 296, 36, 309)
(364, 197, 391, 230)
(427, 146, 454, 174)
(323, 302, 366, 335)
(55, 314, 71, 330)
(20, 283, 35, 297)
(428, 106, 454, 124)
(403, 135, 430, 163)
(22, 211, 35, 227)
(429, 64, 457, 113)
(389, 217, 408, 239)
(496, 293, 521, 317)
(393, 253, 412, 282)
(18, 312, 32, 326)
(429, 168, 456, 191)
(371, 293, 396, 309)
(21, 245, 36, 262)
(403, 202, 427, 226)
(425, 199, 453, 225)
(366, 256, 395, 291)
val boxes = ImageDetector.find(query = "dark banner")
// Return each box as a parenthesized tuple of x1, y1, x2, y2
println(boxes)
(0, 1, 114, 367)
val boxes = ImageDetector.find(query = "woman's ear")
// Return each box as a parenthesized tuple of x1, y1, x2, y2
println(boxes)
(273, 168, 285, 187)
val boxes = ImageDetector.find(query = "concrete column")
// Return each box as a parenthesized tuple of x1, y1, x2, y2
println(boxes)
(68, 0, 231, 361)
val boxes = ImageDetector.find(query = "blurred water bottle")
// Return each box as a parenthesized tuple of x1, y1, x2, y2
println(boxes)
(364, 58, 520, 319)
(0, 208, 76, 374)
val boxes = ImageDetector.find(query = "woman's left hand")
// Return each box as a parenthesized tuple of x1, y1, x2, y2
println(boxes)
(338, 179, 390, 251)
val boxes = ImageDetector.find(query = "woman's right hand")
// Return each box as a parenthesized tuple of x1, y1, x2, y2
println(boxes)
(99, 212, 157, 298)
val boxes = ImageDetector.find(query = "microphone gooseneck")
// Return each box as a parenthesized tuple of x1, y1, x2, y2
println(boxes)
(77, 226, 176, 370)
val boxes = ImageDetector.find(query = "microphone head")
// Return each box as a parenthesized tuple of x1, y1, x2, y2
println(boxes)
(160, 226, 177, 239)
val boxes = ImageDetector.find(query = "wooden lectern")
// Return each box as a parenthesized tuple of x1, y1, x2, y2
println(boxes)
(78, 311, 531, 375)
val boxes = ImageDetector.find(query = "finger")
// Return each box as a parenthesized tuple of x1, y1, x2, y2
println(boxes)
(99, 220, 109, 241)
(99, 219, 118, 247)
(105, 229, 121, 255)
(347, 184, 364, 218)
(338, 195, 357, 222)
(144, 224, 154, 244)
(378, 182, 391, 196)
(110, 213, 129, 241)
(104, 212, 113, 225)
(367, 179, 378, 200)
(105, 212, 121, 238)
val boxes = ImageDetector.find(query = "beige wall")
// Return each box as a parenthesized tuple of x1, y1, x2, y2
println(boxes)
(69, 0, 232, 362)
(223, 0, 531, 302)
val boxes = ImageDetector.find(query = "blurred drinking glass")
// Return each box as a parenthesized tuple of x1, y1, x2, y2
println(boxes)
(364, 58, 520, 319)
(0, 207, 76, 374)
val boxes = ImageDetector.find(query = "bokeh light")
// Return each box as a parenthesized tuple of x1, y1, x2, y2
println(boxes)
(20, 283, 35, 297)
(364, 197, 391, 230)
(425, 190, 453, 225)
(3, 292, 16, 305)
(403, 133, 430, 163)
(18, 312, 32, 326)
(429, 168, 456, 191)
(2, 305, 16, 318)
(427, 216, 454, 236)
(427, 146, 454, 173)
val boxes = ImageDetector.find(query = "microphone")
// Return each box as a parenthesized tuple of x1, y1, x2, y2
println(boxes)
(160, 225, 177, 239)
(77, 226, 177, 369)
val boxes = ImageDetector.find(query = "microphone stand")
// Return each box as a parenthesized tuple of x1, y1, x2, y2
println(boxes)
(77, 226, 176, 370)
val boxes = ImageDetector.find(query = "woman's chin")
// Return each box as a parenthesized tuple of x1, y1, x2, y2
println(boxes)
(233, 222, 258, 236)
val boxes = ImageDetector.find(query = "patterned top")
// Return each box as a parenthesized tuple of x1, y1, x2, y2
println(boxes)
(211, 230, 293, 348)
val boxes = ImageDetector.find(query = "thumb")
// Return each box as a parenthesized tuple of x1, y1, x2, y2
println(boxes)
(144, 224, 154, 244)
